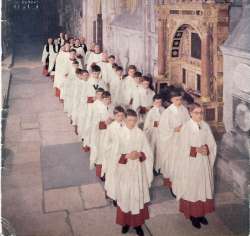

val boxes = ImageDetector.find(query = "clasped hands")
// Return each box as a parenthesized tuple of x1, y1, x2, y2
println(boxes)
(125, 151, 142, 160)
(196, 145, 209, 156)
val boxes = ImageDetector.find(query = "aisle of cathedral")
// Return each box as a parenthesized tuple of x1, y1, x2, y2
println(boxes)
(1, 0, 249, 235)
(2, 38, 248, 236)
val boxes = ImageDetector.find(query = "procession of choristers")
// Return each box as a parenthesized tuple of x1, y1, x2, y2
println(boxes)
(41, 32, 217, 235)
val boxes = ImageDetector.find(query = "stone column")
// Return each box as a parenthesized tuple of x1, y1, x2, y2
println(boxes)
(201, 32, 210, 101)
(158, 19, 166, 76)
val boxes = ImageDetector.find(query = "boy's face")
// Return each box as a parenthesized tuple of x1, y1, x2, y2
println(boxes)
(48, 38, 53, 44)
(64, 43, 70, 52)
(154, 99, 162, 108)
(75, 39, 80, 46)
(191, 107, 203, 123)
(82, 72, 89, 80)
(96, 92, 103, 100)
(116, 70, 123, 77)
(60, 32, 64, 38)
(73, 63, 79, 69)
(115, 112, 125, 122)
(134, 77, 141, 85)
(125, 115, 137, 129)
(108, 58, 115, 64)
(70, 52, 76, 59)
(128, 69, 136, 77)
(103, 97, 111, 105)
(94, 45, 100, 53)
(171, 96, 182, 107)
(142, 80, 150, 89)
(92, 71, 100, 79)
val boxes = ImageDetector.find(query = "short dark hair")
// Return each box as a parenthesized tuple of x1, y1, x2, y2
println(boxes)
(113, 106, 125, 115)
(102, 91, 111, 98)
(153, 94, 162, 101)
(96, 87, 105, 93)
(170, 89, 182, 99)
(72, 60, 79, 65)
(125, 109, 137, 118)
(188, 102, 201, 112)
(127, 65, 137, 71)
(82, 69, 89, 74)
(116, 66, 123, 72)
(134, 71, 142, 77)
(70, 49, 76, 53)
(75, 68, 83, 74)
(108, 55, 115, 59)
(112, 63, 118, 69)
(91, 64, 101, 72)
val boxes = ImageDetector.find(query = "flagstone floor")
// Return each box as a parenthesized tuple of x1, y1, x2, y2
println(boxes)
(2, 40, 248, 236)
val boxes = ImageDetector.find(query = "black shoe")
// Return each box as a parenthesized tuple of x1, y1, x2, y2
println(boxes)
(121, 225, 130, 234)
(153, 169, 159, 176)
(170, 188, 176, 198)
(100, 176, 105, 182)
(113, 200, 117, 207)
(199, 216, 208, 225)
(190, 216, 201, 229)
(134, 226, 144, 236)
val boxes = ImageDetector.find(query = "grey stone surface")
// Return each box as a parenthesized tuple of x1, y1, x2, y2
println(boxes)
(80, 183, 108, 209)
(41, 142, 97, 190)
(146, 213, 235, 236)
(70, 206, 151, 236)
(44, 187, 84, 213)
(7, 211, 73, 236)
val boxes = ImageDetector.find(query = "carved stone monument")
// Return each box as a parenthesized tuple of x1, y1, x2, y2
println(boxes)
(220, 3, 250, 199)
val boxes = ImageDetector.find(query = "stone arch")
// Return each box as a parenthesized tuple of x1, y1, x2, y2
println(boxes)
(170, 24, 202, 59)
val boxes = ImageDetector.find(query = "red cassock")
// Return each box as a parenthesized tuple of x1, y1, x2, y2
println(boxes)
(116, 153, 150, 227)
(179, 145, 214, 218)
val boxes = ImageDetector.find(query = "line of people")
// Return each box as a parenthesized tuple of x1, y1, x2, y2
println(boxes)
(41, 32, 217, 235)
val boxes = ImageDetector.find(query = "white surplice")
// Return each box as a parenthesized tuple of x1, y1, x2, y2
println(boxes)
(97, 61, 110, 87)
(115, 126, 154, 214)
(173, 119, 217, 202)
(83, 77, 107, 147)
(71, 78, 87, 126)
(158, 104, 190, 180)
(103, 121, 124, 200)
(53, 50, 70, 91)
(63, 64, 76, 115)
(89, 101, 114, 170)
(42, 44, 58, 73)
(86, 52, 102, 71)
(143, 106, 165, 170)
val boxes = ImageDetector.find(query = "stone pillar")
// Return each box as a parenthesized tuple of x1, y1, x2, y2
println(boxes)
(157, 19, 166, 76)
(201, 32, 210, 101)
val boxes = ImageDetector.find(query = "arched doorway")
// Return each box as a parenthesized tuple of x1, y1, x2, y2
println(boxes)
(156, 3, 229, 127)
(170, 24, 202, 95)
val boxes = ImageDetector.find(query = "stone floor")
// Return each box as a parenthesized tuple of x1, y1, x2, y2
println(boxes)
(2, 40, 249, 236)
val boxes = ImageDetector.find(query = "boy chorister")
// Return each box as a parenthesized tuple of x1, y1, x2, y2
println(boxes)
(133, 76, 155, 125)
(82, 64, 107, 151)
(73, 38, 85, 69)
(103, 106, 125, 204)
(174, 103, 216, 229)
(70, 69, 87, 134)
(63, 60, 79, 115)
(109, 66, 124, 106)
(97, 52, 110, 88)
(89, 91, 114, 180)
(86, 44, 102, 71)
(158, 90, 190, 197)
(122, 65, 137, 108)
(143, 94, 164, 175)
(53, 42, 70, 99)
(115, 109, 153, 236)
(60, 49, 77, 102)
